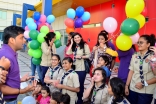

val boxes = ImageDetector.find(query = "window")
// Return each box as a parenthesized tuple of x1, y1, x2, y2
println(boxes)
(0, 32, 3, 41)
(0, 11, 7, 19)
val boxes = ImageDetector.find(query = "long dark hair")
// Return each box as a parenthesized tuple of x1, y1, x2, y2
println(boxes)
(71, 32, 86, 52)
(96, 30, 109, 47)
(52, 54, 62, 67)
(41, 86, 50, 96)
(44, 32, 56, 46)
(110, 77, 125, 104)
(66, 32, 75, 46)
(62, 57, 75, 70)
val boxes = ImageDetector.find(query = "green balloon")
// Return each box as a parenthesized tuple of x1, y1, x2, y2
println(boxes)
(28, 42, 31, 48)
(40, 26, 49, 34)
(32, 58, 41, 65)
(30, 40, 40, 50)
(28, 49, 34, 56)
(54, 39, 62, 48)
(32, 49, 42, 58)
(121, 18, 139, 36)
(29, 30, 38, 40)
(55, 31, 61, 40)
(37, 33, 46, 43)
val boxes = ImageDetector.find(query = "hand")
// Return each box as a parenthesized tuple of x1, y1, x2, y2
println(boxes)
(91, 77, 95, 87)
(0, 56, 11, 71)
(51, 80, 59, 86)
(93, 46, 98, 52)
(125, 86, 129, 96)
(75, 55, 81, 59)
(135, 82, 143, 90)
(49, 40, 53, 47)
(150, 46, 156, 54)
(21, 73, 34, 82)
(70, 39, 73, 45)
(82, 56, 86, 59)
(55, 84, 64, 89)
(0, 69, 8, 84)
(25, 80, 37, 92)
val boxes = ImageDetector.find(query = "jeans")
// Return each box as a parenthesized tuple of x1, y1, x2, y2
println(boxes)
(6, 99, 17, 104)
(31, 58, 42, 81)
(40, 66, 49, 85)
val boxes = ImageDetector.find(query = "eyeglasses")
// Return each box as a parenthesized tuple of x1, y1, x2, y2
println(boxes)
(52, 59, 58, 61)
(137, 41, 144, 45)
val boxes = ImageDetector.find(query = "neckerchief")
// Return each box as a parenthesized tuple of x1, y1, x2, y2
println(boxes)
(49, 65, 61, 79)
(111, 97, 129, 104)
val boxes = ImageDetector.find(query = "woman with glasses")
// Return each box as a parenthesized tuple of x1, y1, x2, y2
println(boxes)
(66, 32, 90, 104)
(40, 32, 57, 84)
(125, 34, 156, 104)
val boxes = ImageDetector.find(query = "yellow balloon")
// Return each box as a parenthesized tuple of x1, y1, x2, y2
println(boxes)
(132, 14, 145, 29)
(116, 35, 132, 51)
(126, 0, 145, 17)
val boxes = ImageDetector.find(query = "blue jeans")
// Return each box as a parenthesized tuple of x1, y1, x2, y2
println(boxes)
(6, 99, 17, 104)
(40, 66, 49, 85)
(31, 58, 42, 81)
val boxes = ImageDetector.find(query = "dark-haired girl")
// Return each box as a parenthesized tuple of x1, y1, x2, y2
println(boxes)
(83, 67, 109, 104)
(107, 77, 130, 104)
(40, 86, 51, 104)
(55, 57, 80, 104)
(66, 32, 90, 103)
(125, 34, 156, 104)
(44, 54, 64, 93)
(40, 32, 57, 84)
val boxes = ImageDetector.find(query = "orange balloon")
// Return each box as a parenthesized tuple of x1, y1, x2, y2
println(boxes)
(66, 27, 74, 34)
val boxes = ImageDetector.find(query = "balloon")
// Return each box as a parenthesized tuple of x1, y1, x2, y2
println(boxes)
(28, 22, 37, 30)
(33, 12, 41, 21)
(25, 26, 29, 30)
(83, 19, 90, 25)
(45, 23, 51, 29)
(22, 96, 36, 104)
(130, 32, 140, 44)
(133, 14, 145, 29)
(38, 23, 45, 31)
(50, 29, 54, 32)
(126, 0, 145, 17)
(141, 7, 147, 17)
(30, 40, 40, 49)
(121, 18, 139, 36)
(37, 33, 46, 43)
(28, 49, 33, 56)
(66, 27, 74, 34)
(40, 26, 49, 34)
(32, 49, 42, 58)
(26, 18, 34, 25)
(67, 8, 76, 19)
(116, 35, 132, 51)
(47, 15, 55, 24)
(76, 6, 85, 18)
(74, 18, 83, 28)
(32, 58, 41, 65)
(29, 30, 38, 40)
(81, 12, 90, 22)
(36, 21, 41, 26)
(55, 31, 61, 40)
(64, 18, 74, 28)
(39, 14, 46, 23)
(103, 17, 118, 33)
(27, 42, 31, 48)
(27, 38, 32, 42)
(54, 40, 62, 48)
(24, 30, 30, 39)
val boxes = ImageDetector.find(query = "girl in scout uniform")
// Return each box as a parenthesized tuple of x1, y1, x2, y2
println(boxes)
(66, 32, 90, 104)
(55, 57, 80, 104)
(44, 54, 64, 93)
(107, 77, 130, 104)
(125, 34, 156, 104)
(83, 67, 109, 104)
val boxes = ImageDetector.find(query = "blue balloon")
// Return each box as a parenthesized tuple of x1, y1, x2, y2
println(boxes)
(67, 8, 76, 19)
(28, 22, 37, 30)
(26, 18, 34, 25)
(74, 18, 83, 28)
(22, 96, 36, 104)
(81, 12, 90, 22)
(76, 6, 85, 18)
(47, 15, 55, 24)
(33, 12, 41, 21)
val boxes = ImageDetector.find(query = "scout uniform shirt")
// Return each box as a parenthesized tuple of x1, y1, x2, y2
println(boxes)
(129, 52, 156, 94)
(45, 65, 64, 93)
(107, 96, 130, 104)
(59, 69, 80, 104)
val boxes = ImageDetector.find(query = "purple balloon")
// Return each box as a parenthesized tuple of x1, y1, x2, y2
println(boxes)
(36, 21, 41, 25)
(74, 18, 83, 28)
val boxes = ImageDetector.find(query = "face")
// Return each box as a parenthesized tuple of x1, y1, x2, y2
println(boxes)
(98, 57, 107, 66)
(62, 60, 72, 71)
(41, 90, 49, 98)
(93, 70, 104, 83)
(98, 35, 106, 44)
(50, 98, 57, 104)
(107, 82, 113, 96)
(50, 36, 56, 44)
(74, 35, 81, 44)
(52, 56, 60, 67)
(137, 37, 150, 51)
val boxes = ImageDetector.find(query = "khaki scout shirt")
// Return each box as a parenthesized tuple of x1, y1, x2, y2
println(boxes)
(66, 44, 90, 71)
(129, 52, 156, 94)
(60, 70, 80, 104)
(45, 66, 64, 93)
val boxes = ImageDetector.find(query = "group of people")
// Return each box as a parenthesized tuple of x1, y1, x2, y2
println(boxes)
(0, 25, 156, 104)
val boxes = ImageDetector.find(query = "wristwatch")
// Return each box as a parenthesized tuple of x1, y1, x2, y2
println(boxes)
(144, 81, 148, 86)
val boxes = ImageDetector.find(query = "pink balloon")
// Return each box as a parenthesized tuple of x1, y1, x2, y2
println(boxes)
(50, 29, 54, 32)
(103, 17, 118, 33)
(130, 33, 140, 44)
(39, 14, 47, 23)
(25, 26, 29, 30)
(45, 23, 51, 29)
(24, 30, 30, 39)
(64, 18, 74, 28)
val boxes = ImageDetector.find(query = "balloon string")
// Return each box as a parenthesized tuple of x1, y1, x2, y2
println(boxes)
(105, 30, 121, 43)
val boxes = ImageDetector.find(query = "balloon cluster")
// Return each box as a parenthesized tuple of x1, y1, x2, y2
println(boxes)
(65, 6, 91, 34)
(24, 12, 61, 65)
(116, 0, 146, 51)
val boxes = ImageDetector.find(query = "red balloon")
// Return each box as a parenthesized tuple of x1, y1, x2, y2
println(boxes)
(141, 7, 147, 17)
(83, 19, 90, 25)
(50, 29, 54, 32)
(64, 18, 74, 28)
